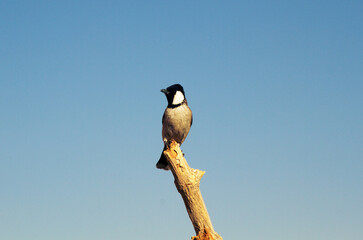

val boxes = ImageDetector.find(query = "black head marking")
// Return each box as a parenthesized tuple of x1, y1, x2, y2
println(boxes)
(161, 84, 184, 95)
(160, 84, 186, 106)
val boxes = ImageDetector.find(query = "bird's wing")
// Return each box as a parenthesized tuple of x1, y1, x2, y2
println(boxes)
(162, 111, 166, 124)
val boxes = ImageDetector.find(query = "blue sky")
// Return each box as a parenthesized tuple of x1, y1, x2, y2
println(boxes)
(1, 1, 362, 239)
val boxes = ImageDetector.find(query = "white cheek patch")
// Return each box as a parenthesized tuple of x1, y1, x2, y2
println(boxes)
(172, 91, 185, 105)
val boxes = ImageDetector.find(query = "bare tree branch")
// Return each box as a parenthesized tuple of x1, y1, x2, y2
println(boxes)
(163, 141, 223, 240)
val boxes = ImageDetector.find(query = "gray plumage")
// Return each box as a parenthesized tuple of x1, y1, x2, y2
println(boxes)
(156, 84, 193, 170)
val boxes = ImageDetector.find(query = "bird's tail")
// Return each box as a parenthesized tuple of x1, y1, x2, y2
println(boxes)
(156, 145, 170, 170)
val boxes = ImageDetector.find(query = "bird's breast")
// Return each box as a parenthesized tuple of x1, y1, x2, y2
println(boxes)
(162, 104, 192, 144)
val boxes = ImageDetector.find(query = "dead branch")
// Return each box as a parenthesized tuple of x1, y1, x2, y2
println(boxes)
(163, 141, 223, 240)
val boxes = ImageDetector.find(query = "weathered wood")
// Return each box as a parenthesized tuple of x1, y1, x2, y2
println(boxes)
(163, 141, 223, 240)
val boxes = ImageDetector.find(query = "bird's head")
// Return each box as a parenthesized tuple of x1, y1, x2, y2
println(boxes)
(161, 84, 186, 106)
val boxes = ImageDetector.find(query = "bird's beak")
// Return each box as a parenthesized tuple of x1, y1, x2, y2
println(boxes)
(160, 89, 168, 94)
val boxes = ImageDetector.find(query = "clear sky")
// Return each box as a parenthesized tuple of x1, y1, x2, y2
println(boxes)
(1, 1, 362, 239)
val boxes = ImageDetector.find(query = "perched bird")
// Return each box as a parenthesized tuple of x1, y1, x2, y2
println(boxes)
(156, 84, 193, 170)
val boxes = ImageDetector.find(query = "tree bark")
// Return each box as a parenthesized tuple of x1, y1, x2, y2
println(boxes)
(163, 141, 223, 240)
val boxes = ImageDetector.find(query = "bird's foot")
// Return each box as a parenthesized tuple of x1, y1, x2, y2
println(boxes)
(165, 140, 179, 150)
(165, 140, 172, 150)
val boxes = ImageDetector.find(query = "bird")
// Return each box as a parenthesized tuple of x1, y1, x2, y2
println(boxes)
(156, 84, 193, 170)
